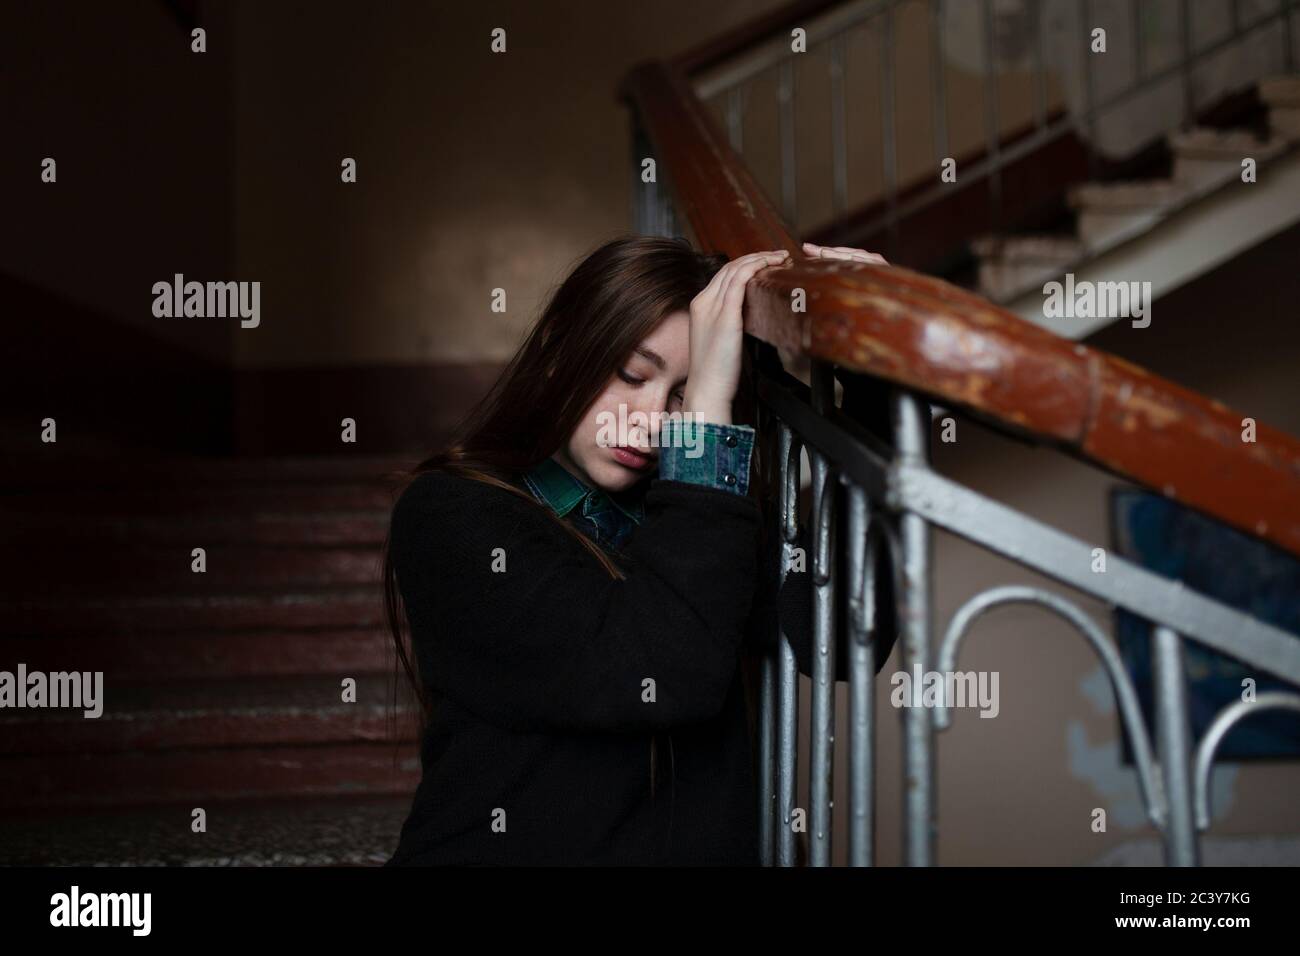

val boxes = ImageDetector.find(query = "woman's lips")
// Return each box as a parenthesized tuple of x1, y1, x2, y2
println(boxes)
(611, 446, 655, 470)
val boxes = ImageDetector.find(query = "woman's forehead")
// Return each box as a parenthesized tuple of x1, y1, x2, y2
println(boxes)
(637, 311, 690, 365)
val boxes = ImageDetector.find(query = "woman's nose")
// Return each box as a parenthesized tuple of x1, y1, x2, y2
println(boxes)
(631, 393, 671, 450)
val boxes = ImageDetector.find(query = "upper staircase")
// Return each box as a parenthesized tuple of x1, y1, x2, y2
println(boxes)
(676, 0, 1300, 339)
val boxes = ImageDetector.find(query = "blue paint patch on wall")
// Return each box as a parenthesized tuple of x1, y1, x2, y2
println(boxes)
(1111, 488, 1300, 761)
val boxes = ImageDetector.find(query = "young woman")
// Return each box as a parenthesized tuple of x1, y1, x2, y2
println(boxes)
(382, 235, 895, 866)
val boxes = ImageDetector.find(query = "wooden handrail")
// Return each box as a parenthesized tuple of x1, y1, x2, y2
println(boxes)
(621, 60, 1300, 560)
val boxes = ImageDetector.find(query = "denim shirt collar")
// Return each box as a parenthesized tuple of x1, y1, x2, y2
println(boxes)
(522, 457, 644, 549)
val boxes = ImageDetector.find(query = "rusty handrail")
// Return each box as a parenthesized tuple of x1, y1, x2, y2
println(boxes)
(621, 60, 1300, 560)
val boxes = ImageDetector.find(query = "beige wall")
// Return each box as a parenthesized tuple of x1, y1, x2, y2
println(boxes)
(0, 0, 236, 364)
(229, 0, 789, 368)
(227, 0, 1073, 369)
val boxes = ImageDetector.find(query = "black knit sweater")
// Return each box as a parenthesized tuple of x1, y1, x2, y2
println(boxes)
(383, 469, 895, 866)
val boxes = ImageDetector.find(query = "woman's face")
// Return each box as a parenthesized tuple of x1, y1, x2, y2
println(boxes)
(555, 310, 691, 493)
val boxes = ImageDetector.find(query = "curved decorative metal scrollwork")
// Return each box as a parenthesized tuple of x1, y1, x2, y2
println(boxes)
(934, 585, 1168, 830)
(1194, 692, 1300, 830)
(813, 464, 838, 586)
(845, 498, 904, 644)
(781, 434, 801, 547)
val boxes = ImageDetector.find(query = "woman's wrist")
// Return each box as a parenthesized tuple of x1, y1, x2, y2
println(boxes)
(682, 391, 732, 426)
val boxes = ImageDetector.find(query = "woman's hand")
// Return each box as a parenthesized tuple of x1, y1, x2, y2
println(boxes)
(683, 249, 791, 426)
(802, 242, 888, 265)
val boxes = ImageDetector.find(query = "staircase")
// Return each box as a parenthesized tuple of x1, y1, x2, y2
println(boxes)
(625, 0, 1300, 867)
(677, 0, 1300, 343)
(974, 75, 1300, 329)
(0, 456, 420, 865)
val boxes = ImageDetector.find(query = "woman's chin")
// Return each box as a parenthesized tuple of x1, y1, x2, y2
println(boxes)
(592, 459, 650, 493)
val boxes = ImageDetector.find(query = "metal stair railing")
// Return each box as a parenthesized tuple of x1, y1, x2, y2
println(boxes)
(673, 0, 1298, 252)
(619, 46, 1300, 867)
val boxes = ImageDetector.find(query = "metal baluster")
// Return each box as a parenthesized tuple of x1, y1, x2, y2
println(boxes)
(846, 484, 877, 867)
(777, 423, 801, 867)
(830, 36, 848, 218)
(1285, 0, 1296, 74)
(1032, 0, 1046, 130)
(759, 629, 776, 866)
(930, 0, 950, 164)
(630, 118, 648, 234)
(1153, 625, 1200, 866)
(726, 85, 745, 154)
(1181, 0, 1195, 129)
(892, 392, 934, 866)
(630, 118, 673, 237)
(1132, 0, 1144, 82)
(809, 362, 838, 866)
(758, 412, 776, 866)
(778, 59, 798, 226)
(1080, 0, 1099, 179)
(881, 7, 900, 258)
(982, 0, 1003, 236)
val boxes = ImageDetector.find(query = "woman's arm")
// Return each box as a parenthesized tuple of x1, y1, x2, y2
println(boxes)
(391, 469, 763, 735)
(750, 242, 897, 679)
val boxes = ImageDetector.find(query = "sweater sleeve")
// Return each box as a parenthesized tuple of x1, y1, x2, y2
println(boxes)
(389, 470, 761, 734)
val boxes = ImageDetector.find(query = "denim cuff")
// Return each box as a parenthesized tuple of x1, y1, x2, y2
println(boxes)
(658, 420, 755, 496)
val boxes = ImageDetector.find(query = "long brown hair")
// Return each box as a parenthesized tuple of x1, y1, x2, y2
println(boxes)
(382, 235, 737, 797)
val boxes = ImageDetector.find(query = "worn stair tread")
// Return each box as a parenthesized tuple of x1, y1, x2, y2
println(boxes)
(1168, 125, 1288, 159)
(0, 743, 420, 811)
(1270, 105, 1300, 141)
(1067, 179, 1190, 210)
(0, 483, 400, 515)
(973, 234, 1087, 302)
(1, 672, 395, 718)
(0, 674, 415, 754)
(0, 795, 411, 865)
(0, 627, 392, 681)
(3, 544, 384, 599)
(0, 456, 417, 493)
(971, 234, 1084, 262)
(1259, 75, 1300, 106)
(1, 587, 385, 633)
(2, 510, 390, 546)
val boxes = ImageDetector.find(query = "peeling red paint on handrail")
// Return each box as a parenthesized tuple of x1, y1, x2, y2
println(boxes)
(621, 60, 1300, 559)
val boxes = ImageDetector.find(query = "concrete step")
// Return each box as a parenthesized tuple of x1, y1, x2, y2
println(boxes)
(0, 795, 411, 866)
(0, 455, 416, 493)
(5, 543, 384, 597)
(1, 482, 399, 515)
(1066, 179, 1191, 250)
(1169, 126, 1289, 189)
(1259, 75, 1300, 107)
(1270, 106, 1300, 141)
(972, 235, 1083, 302)
(0, 743, 419, 811)
(0, 627, 392, 681)
(1, 509, 390, 549)
(1067, 179, 1190, 210)
(1260, 74, 1300, 142)
(0, 674, 412, 755)
(0, 587, 384, 634)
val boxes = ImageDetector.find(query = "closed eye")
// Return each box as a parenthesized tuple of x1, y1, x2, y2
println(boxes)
(617, 368, 645, 386)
